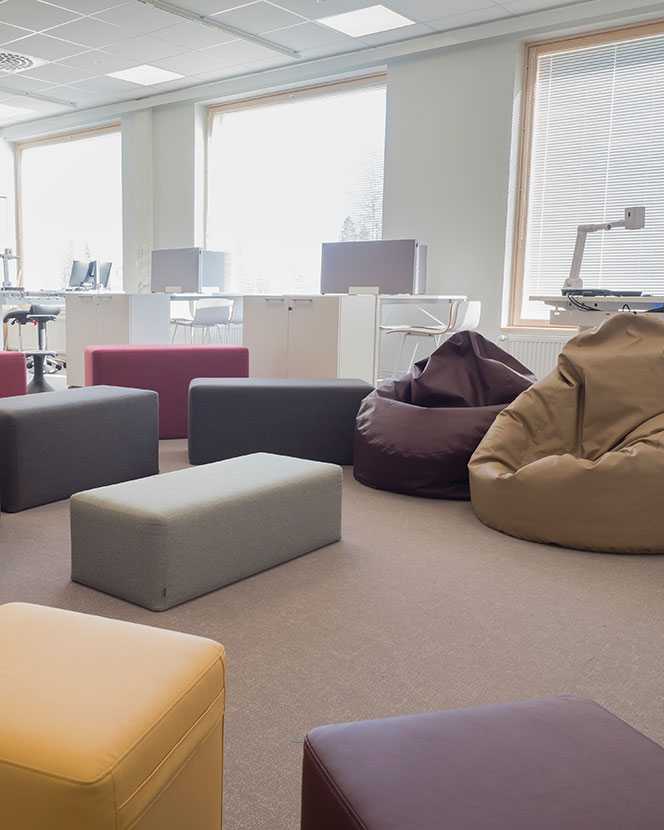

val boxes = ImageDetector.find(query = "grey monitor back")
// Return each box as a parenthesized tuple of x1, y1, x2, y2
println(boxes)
(151, 248, 225, 293)
(320, 240, 427, 295)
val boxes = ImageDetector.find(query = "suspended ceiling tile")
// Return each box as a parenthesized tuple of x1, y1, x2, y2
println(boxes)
(0, 0, 81, 31)
(5, 33, 92, 61)
(151, 20, 237, 51)
(213, 2, 306, 36)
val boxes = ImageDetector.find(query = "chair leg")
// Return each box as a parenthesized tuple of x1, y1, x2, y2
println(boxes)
(171, 323, 178, 344)
(409, 338, 420, 371)
(395, 333, 407, 376)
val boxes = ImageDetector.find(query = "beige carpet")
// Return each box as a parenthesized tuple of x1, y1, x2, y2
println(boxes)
(2, 440, 664, 829)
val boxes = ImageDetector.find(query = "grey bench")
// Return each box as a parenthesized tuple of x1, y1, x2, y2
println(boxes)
(71, 452, 342, 611)
(188, 378, 374, 466)
(0, 386, 159, 512)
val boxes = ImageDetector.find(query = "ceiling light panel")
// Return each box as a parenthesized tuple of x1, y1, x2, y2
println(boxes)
(107, 63, 184, 85)
(318, 5, 415, 37)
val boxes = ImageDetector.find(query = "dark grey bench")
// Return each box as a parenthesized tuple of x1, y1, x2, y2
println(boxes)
(0, 386, 158, 512)
(188, 378, 374, 466)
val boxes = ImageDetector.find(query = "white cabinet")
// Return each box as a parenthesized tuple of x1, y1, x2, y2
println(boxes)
(243, 294, 376, 384)
(65, 293, 171, 386)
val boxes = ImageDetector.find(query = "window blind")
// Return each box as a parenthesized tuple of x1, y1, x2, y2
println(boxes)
(519, 30, 664, 322)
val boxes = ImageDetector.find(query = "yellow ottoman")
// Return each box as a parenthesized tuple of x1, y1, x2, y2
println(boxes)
(0, 603, 225, 829)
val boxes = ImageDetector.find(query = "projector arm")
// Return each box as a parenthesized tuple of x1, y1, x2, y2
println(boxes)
(563, 206, 646, 293)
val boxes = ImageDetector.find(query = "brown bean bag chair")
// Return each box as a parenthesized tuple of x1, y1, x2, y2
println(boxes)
(470, 314, 664, 553)
(354, 331, 535, 499)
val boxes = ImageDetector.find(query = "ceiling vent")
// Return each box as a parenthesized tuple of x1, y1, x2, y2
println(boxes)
(0, 51, 46, 73)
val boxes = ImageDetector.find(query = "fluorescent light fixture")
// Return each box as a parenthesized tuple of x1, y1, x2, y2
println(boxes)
(107, 64, 184, 86)
(0, 103, 35, 119)
(318, 4, 414, 38)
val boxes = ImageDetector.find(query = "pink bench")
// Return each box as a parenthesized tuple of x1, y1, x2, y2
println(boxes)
(85, 345, 249, 438)
(0, 351, 27, 398)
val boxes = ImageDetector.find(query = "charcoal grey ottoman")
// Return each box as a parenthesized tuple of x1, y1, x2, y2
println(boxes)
(188, 378, 374, 466)
(71, 452, 342, 611)
(0, 386, 158, 512)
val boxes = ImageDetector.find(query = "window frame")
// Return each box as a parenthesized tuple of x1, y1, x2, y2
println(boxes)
(15, 122, 121, 289)
(509, 19, 664, 328)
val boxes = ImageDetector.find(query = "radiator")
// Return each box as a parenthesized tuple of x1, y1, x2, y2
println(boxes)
(499, 334, 570, 379)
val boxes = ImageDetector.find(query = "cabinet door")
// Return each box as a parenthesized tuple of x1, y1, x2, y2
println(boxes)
(287, 297, 339, 378)
(243, 297, 289, 378)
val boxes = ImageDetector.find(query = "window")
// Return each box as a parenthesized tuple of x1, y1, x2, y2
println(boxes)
(512, 22, 664, 325)
(206, 77, 386, 294)
(18, 126, 123, 291)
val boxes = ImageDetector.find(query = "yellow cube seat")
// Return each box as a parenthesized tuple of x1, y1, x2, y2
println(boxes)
(0, 603, 225, 829)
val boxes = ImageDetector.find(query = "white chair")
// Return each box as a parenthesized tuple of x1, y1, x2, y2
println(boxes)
(171, 301, 233, 344)
(216, 299, 243, 344)
(381, 300, 482, 376)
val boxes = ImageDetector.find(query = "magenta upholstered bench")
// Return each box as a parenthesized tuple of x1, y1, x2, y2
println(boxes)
(0, 351, 27, 399)
(85, 345, 249, 438)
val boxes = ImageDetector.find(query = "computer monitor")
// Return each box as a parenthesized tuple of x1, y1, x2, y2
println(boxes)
(98, 262, 112, 288)
(69, 260, 90, 288)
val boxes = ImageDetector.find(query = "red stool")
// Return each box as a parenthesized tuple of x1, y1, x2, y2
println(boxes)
(85, 345, 249, 438)
(0, 351, 27, 398)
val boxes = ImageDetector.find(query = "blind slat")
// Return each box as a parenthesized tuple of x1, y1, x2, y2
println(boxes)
(521, 33, 664, 320)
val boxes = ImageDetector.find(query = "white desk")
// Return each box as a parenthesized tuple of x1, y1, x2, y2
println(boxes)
(532, 294, 664, 328)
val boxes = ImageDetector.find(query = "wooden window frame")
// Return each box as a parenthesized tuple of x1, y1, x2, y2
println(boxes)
(509, 18, 664, 328)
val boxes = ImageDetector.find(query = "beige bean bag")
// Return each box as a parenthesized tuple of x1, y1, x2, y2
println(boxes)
(469, 314, 664, 553)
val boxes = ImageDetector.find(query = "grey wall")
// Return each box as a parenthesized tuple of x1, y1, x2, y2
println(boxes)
(383, 38, 522, 338)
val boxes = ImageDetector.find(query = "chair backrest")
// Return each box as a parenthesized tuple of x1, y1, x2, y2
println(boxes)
(192, 303, 232, 326)
(3, 308, 29, 325)
(454, 301, 482, 331)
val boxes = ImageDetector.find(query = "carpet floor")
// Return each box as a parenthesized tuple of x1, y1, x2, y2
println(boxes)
(2, 440, 664, 829)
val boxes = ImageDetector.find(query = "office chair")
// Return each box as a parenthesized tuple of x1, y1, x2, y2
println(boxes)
(3, 304, 64, 393)
(380, 300, 482, 377)
(171, 301, 233, 344)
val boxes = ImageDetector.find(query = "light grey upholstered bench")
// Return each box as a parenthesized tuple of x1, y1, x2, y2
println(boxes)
(0, 386, 159, 512)
(71, 452, 342, 611)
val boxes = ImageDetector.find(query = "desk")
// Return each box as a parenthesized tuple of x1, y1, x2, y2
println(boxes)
(532, 294, 664, 328)
(241, 293, 469, 385)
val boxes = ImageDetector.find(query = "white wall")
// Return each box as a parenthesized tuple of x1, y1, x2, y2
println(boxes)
(383, 38, 522, 339)
(122, 110, 153, 294)
(0, 138, 16, 253)
(152, 102, 206, 252)
(121, 102, 206, 291)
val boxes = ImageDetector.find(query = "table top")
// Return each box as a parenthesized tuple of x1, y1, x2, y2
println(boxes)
(533, 294, 664, 306)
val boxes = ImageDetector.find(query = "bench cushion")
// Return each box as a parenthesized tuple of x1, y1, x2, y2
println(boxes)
(0, 602, 225, 830)
(85, 345, 249, 439)
(0, 386, 158, 512)
(71, 452, 342, 610)
(301, 696, 664, 830)
(188, 378, 374, 466)
(0, 351, 27, 398)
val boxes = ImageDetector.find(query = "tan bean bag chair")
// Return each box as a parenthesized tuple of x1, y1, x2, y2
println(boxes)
(469, 314, 664, 553)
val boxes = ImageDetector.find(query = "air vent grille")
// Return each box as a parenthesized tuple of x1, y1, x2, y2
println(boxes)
(0, 52, 37, 73)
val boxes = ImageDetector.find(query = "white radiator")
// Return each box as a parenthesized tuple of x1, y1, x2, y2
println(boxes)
(499, 334, 570, 379)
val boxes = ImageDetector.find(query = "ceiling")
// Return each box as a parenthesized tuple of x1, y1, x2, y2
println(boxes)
(0, 0, 591, 124)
